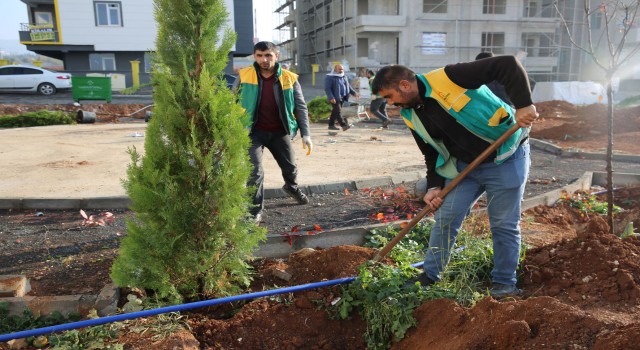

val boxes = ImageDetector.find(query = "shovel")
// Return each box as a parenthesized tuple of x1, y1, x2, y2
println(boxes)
(372, 123, 521, 262)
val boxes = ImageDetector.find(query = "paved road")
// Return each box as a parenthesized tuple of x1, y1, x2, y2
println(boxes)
(0, 73, 327, 105)
(0, 91, 153, 105)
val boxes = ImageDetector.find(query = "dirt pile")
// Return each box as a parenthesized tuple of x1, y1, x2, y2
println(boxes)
(530, 100, 640, 153)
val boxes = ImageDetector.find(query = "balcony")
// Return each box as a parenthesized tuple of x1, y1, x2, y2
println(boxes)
(355, 15, 406, 33)
(522, 56, 559, 72)
(19, 23, 60, 44)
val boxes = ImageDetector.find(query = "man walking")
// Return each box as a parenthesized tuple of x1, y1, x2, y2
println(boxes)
(366, 69, 391, 128)
(372, 55, 538, 297)
(324, 64, 358, 131)
(236, 41, 312, 223)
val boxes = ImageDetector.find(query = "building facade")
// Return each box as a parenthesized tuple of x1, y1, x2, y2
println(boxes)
(18, 0, 254, 87)
(274, 0, 640, 88)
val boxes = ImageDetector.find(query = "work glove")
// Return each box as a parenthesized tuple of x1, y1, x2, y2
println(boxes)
(302, 136, 313, 155)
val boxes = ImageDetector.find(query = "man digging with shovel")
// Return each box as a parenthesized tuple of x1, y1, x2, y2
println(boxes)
(372, 55, 538, 297)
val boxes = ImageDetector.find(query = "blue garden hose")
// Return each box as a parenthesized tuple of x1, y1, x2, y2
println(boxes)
(0, 262, 424, 342)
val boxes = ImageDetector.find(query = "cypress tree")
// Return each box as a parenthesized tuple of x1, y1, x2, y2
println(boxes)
(111, 0, 265, 303)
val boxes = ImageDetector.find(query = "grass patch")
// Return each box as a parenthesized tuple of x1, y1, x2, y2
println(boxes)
(118, 83, 152, 95)
(0, 110, 76, 128)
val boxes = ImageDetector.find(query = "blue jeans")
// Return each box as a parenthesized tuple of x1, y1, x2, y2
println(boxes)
(424, 141, 530, 285)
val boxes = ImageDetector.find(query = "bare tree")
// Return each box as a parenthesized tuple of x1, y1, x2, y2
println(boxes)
(556, 0, 640, 234)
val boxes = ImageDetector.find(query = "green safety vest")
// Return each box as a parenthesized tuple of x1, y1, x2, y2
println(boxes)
(401, 68, 529, 179)
(238, 66, 299, 135)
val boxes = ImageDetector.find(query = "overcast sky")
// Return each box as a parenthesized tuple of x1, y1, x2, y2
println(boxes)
(0, 0, 274, 55)
(0, 1, 29, 54)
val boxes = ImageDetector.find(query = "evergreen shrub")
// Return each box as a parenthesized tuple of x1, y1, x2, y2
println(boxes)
(111, 0, 265, 304)
(307, 95, 331, 122)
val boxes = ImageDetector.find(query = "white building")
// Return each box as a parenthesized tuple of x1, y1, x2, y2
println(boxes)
(274, 0, 640, 92)
(18, 0, 254, 86)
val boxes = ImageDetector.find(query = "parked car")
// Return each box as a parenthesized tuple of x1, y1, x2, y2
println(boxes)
(0, 65, 72, 96)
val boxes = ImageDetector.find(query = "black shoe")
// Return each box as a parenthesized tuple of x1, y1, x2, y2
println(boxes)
(282, 185, 309, 204)
(404, 273, 436, 288)
(382, 119, 391, 128)
(342, 124, 353, 131)
(489, 283, 522, 298)
(328, 125, 340, 130)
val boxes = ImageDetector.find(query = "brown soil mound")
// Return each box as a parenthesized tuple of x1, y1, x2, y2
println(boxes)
(531, 100, 640, 153)
(394, 297, 604, 350)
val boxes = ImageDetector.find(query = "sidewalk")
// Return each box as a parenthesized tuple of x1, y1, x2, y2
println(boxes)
(0, 118, 424, 209)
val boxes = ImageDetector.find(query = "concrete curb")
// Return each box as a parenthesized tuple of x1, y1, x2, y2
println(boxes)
(529, 138, 640, 163)
(257, 171, 602, 259)
(0, 282, 119, 318)
(0, 173, 426, 210)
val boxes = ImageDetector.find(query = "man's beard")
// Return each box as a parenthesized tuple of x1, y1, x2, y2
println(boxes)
(395, 90, 422, 108)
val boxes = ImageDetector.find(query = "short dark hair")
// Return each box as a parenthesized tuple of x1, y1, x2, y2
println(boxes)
(254, 41, 278, 53)
(475, 52, 494, 60)
(371, 65, 416, 94)
(366, 69, 375, 76)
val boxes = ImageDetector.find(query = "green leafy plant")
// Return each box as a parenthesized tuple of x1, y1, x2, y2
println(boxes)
(307, 95, 331, 122)
(337, 220, 500, 349)
(0, 110, 75, 128)
(334, 261, 431, 350)
(558, 190, 622, 219)
(0, 302, 122, 349)
(364, 221, 433, 263)
(111, 0, 265, 304)
(119, 83, 152, 95)
(0, 302, 81, 334)
(48, 324, 123, 350)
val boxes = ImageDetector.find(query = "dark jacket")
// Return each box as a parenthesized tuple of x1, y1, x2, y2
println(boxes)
(324, 73, 356, 102)
(409, 55, 533, 188)
(236, 62, 310, 137)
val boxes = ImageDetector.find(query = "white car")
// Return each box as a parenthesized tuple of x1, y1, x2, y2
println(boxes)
(0, 65, 72, 95)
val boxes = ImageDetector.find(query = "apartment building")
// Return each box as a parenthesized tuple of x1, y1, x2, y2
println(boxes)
(274, 0, 640, 87)
(18, 0, 254, 87)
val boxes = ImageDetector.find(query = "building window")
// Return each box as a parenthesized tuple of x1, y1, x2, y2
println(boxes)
(481, 32, 505, 54)
(326, 40, 331, 58)
(590, 11, 602, 29)
(89, 53, 116, 71)
(144, 53, 156, 73)
(423, 0, 447, 14)
(95, 2, 122, 26)
(483, 0, 506, 14)
(421, 32, 447, 55)
(326, 4, 331, 23)
(34, 11, 53, 24)
(523, 1, 538, 17)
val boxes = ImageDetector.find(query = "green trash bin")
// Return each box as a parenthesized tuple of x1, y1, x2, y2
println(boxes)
(72, 76, 112, 103)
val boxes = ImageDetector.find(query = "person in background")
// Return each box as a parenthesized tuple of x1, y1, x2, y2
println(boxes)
(324, 64, 358, 131)
(235, 41, 312, 223)
(366, 69, 391, 128)
(475, 52, 513, 107)
(371, 55, 538, 298)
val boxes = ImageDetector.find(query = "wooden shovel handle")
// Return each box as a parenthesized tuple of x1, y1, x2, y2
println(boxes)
(372, 123, 521, 262)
